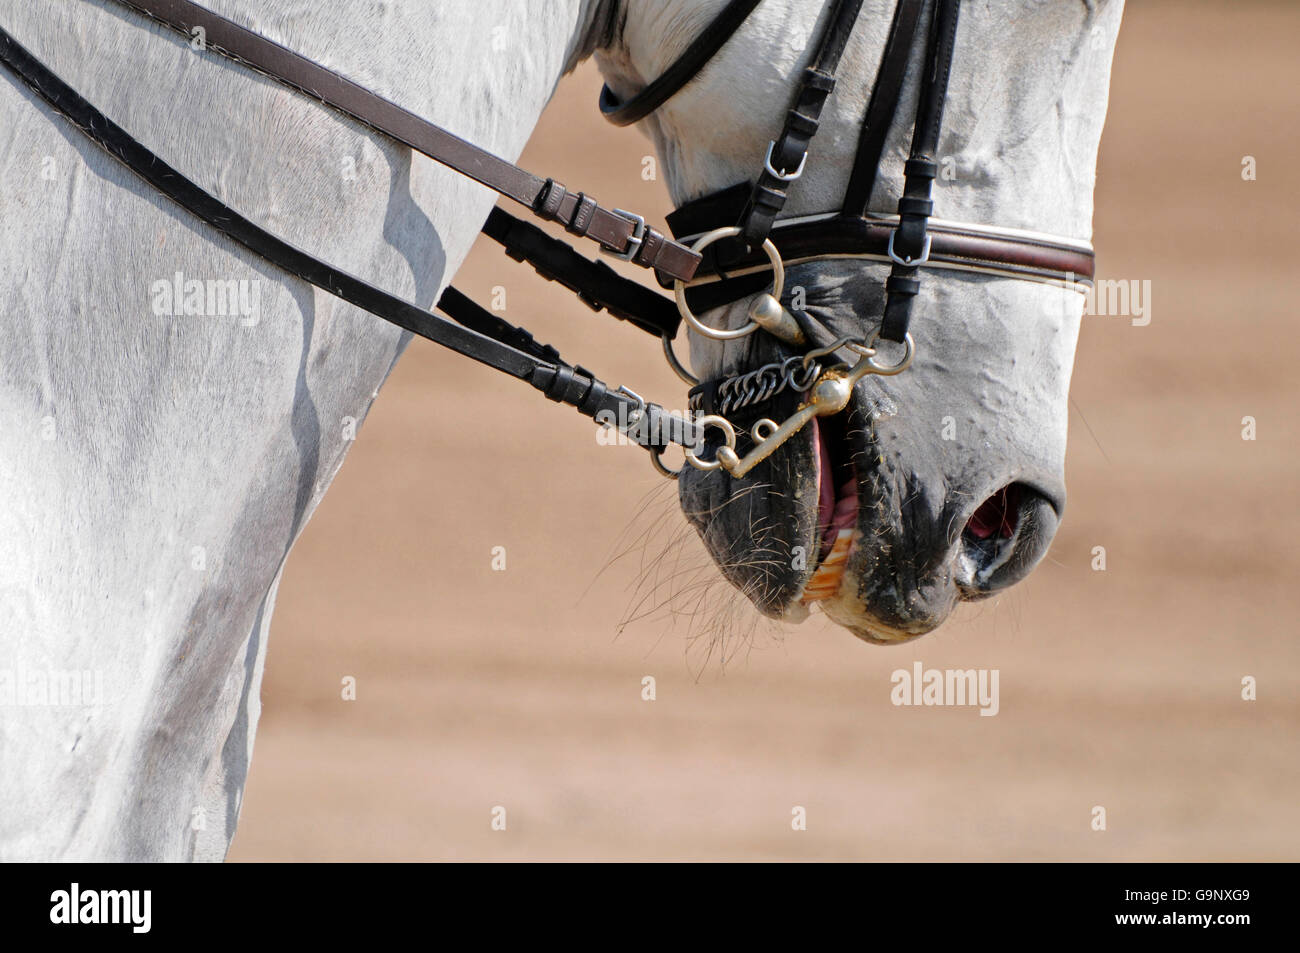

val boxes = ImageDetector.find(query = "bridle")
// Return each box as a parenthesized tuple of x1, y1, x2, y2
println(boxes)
(616, 0, 1095, 477)
(0, 0, 1094, 482)
(603, 0, 1095, 477)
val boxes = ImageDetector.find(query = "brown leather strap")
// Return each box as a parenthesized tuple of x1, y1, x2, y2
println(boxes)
(680, 216, 1093, 282)
(668, 215, 1095, 314)
(921, 221, 1095, 282)
(114, 0, 700, 281)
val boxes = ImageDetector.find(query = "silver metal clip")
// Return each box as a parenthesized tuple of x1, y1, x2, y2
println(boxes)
(604, 209, 647, 261)
(614, 384, 646, 432)
(887, 228, 932, 267)
(764, 141, 807, 182)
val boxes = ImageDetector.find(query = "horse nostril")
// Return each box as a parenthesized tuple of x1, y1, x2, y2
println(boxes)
(957, 482, 1060, 595)
(965, 483, 1022, 541)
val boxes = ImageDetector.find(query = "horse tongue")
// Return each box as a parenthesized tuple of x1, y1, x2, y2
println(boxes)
(816, 419, 836, 545)
(816, 419, 859, 560)
(831, 478, 858, 530)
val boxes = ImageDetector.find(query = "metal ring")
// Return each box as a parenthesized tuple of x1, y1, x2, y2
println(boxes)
(790, 360, 822, 391)
(863, 332, 915, 376)
(683, 414, 737, 472)
(661, 332, 699, 386)
(649, 445, 681, 480)
(673, 226, 784, 342)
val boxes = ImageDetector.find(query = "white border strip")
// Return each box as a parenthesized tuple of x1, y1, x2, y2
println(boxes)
(684, 251, 1094, 293)
(677, 213, 1095, 255)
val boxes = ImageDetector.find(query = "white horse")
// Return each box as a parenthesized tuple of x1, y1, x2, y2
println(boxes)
(0, 0, 1123, 860)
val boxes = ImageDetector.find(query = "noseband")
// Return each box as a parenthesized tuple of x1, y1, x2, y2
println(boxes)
(0, 0, 1093, 482)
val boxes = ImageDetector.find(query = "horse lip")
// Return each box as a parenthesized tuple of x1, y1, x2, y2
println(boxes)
(838, 614, 937, 645)
(734, 412, 845, 616)
(811, 384, 961, 636)
(677, 406, 826, 620)
(765, 420, 831, 616)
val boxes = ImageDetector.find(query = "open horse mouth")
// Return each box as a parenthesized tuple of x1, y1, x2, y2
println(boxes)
(678, 378, 1063, 644)
(802, 417, 1030, 606)
(799, 415, 861, 602)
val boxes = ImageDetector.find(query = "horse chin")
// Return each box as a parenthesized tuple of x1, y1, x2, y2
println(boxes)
(677, 415, 823, 621)
(676, 410, 893, 631)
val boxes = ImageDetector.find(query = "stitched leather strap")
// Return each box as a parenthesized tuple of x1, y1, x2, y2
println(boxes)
(880, 0, 961, 342)
(112, 0, 700, 282)
(480, 208, 680, 340)
(672, 216, 1095, 316)
(735, 0, 866, 251)
(665, 184, 1094, 300)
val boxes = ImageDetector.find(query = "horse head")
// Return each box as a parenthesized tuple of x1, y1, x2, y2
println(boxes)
(597, 0, 1124, 642)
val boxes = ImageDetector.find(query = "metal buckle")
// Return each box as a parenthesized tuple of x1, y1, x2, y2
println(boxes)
(613, 384, 646, 432)
(649, 444, 682, 480)
(763, 140, 807, 182)
(604, 209, 646, 261)
(887, 228, 932, 267)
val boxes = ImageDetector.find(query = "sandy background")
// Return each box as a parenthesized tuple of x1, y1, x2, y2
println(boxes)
(228, 1, 1300, 861)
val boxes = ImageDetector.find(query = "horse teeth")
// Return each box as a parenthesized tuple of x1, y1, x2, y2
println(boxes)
(799, 529, 856, 603)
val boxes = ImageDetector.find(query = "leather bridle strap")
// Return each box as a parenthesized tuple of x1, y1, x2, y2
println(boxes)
(111, 0, 701, 283)
(479, 208, 680, 341)
(0, 26, 701, 453)
(736, 0, 866, 250)
(879, 0, 961, 342)
(598, 0, 763, 127)
(664, 182, 1095, 310)
(840, 0, 926, 217)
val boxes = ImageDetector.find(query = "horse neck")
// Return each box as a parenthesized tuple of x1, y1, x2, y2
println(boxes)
(7, 0, 609, 181)
(597, 0, 1125, 241)
(0, 0, 606, 860)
